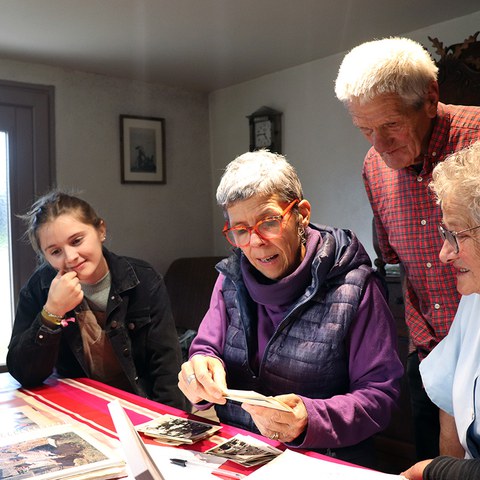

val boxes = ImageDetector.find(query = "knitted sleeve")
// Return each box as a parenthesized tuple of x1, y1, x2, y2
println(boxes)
(424, 456, 480, 480)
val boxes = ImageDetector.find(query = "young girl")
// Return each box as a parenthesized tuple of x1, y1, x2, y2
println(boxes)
(7, 191, 185, 409)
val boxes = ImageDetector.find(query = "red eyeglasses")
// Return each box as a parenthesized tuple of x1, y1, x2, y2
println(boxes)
(223, 199, 299, 247)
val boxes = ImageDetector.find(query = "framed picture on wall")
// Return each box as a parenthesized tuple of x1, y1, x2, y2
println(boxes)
(120, 115, 166, 184)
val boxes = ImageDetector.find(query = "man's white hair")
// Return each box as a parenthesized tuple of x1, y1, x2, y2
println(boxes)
(335, 37, 438, 107)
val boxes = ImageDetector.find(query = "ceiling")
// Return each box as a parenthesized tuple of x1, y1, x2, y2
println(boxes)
(0, 0, 479, 93)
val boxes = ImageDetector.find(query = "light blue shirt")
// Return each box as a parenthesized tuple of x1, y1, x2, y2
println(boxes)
(420, 293, 480, 458)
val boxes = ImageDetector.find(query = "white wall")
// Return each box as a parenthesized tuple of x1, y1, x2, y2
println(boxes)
(209, 11, 480, 262)
(0, 59, 212, 274)
(2, 9, 480, 274)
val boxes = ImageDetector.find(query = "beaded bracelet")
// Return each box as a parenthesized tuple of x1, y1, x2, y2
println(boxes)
(41, 305, 77, 328)
(41, 307, 76, 328)
(41, 308, 76, 327)
(41, 307, 64, 326)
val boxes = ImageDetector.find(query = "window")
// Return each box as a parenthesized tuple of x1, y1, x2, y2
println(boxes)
(0, 132, 12, 363)
(0, 81, 54, 367)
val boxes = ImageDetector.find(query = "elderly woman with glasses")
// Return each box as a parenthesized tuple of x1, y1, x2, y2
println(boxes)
(178, 150, 403, 468)
(403, 141, 480, 480)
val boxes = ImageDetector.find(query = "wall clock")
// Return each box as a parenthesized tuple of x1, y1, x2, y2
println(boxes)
(247, 106, 282, 154)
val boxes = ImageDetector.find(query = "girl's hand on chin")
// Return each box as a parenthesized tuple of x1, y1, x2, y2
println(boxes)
(46, 270, 84, 315)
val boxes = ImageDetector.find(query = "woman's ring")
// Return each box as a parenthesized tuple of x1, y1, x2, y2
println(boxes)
(270, 431, 279, 440)
(186, 373, 196, 385)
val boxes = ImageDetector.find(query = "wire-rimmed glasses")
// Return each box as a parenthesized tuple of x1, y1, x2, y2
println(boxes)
(438, 223, 480, 254)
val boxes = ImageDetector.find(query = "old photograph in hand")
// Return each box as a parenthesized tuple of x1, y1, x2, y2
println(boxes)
(223, 389, 293, 412)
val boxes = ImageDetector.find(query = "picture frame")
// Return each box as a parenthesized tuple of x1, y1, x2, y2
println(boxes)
(120, 115, 166, 184)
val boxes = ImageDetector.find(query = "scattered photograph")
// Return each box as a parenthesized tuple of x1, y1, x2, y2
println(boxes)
(205, 434, 282, 467)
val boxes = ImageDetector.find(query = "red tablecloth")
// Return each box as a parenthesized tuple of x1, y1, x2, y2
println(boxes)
(2, 375, 357, 477)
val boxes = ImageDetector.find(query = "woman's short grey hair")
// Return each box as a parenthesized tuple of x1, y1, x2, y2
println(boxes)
(335, 37, 438, 107)
(430, 141, 480, 226)
(216, 150, 303, 211)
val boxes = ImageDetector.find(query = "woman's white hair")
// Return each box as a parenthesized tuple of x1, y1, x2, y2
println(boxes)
(430, 141, 480, 226)
(335, 37, 438, 107)
(216, 150, 303, 211)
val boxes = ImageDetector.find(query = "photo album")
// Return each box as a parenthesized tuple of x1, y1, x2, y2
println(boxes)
(0, 403, 126, 480)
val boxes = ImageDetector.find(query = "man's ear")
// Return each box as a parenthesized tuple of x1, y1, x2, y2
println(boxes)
(425, 81, 439, 118)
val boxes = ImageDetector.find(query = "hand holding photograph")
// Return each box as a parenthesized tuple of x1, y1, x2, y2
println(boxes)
(223, 389, 293, 412)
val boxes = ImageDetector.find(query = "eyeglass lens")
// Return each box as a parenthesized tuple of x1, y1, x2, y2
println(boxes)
(438, 225, 459, 253)
(227, 217, 282, 247)
(224, 199, 299, 247)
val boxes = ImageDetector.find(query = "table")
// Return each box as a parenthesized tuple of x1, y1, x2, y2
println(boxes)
(0, 374, 360, 478)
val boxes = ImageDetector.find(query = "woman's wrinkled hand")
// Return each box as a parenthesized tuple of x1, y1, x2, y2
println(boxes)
(45, 270, 83, 316)
(242, 393, 308, 443)
(401, 459, 432, 480)
(178, 355, 227, 406)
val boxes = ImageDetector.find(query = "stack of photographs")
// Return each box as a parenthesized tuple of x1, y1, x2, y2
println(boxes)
(0, 405, 62, 438)
(136, 414, 222, 446)
(205, 434, 282, 467)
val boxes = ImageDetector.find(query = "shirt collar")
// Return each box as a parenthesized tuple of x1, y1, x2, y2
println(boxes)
(409, 102, 449, 175)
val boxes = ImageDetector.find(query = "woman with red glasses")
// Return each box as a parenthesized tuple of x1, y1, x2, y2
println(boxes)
(178, 150, 402, 468)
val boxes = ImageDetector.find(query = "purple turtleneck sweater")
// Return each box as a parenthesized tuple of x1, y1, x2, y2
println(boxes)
(190, 228, 403, 449)
(240, 228, 319, 368)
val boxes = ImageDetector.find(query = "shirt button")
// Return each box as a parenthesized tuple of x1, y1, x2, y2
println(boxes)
(111, 296, 115, 300)
(426, 262, 432, 268)
(128, 323, 135, 330)
(38, 334, 44, 339)
(434, 303, 441, 310)
(432, 151, 437, 157)
(417, 176, 423, 182)
(111, 321, 118, 329)
(421, 219, 427, 226)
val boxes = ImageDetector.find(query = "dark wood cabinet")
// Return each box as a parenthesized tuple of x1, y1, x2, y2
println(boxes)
(374, 274, 415, 473)
(429, 32, 480, 106)
(371, 222, 415, 472)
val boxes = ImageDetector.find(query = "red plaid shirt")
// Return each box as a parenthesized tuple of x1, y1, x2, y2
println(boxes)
(363, 103, 480, 357)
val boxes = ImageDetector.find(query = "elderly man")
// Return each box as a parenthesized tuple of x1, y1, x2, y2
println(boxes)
(335, 37, 480, 460)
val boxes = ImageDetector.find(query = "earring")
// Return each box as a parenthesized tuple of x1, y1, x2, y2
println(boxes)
(298, 226, 306, 245)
